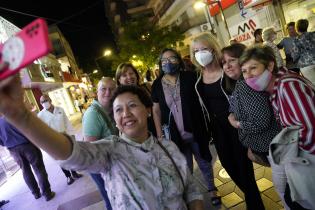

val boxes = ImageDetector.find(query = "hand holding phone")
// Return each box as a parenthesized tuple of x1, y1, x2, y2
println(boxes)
(0, 18, 52, 80)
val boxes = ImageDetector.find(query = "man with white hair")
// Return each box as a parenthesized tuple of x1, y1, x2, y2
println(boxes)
(82, 77, 118, 210)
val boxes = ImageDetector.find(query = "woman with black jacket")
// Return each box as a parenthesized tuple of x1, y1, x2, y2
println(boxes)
(190, 33, 265, 210)
(151, 48, 221, 205)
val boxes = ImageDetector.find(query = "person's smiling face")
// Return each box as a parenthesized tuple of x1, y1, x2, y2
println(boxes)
(222, 53, 241, 80)
(118, 67, 138, 85)
(241, 59, 267, 80)
(97, 80, 116, 108)
(113, 92, 150, 142)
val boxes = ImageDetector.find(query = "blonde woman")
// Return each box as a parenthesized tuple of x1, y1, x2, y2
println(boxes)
(190, 33, 264, 210)
(262, 27, 284, 68)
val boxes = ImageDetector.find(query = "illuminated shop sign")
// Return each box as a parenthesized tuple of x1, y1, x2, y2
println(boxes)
(208, 0, 237, 16)
(229, 16, 261, 45)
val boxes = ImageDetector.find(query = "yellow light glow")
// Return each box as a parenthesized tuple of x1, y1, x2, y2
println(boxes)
(79, 83, 88, 89)
(81, 77, 87, 83)
(93, 69, 98, 74)
(194, 1, 206, 10)
(132, 55, 137, 58)
(131, 59, 143, 67)
(104, 50, 112, 56)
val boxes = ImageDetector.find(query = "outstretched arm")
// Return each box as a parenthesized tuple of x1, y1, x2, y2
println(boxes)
(0, 75, 72, 160)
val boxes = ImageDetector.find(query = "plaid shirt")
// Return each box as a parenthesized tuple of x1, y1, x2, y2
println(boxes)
(270, 75, 315, 154)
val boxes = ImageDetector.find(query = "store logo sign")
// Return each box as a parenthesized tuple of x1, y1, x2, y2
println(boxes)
(237, 19, 256, 35)
(229, 17, 260, 44)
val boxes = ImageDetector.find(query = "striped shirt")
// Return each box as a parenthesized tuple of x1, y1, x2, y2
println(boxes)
(270, 75, 315, 154)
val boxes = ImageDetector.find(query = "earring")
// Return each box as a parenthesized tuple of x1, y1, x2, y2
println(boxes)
(115, 124, 118, 128)
(148, 113, 151, 117)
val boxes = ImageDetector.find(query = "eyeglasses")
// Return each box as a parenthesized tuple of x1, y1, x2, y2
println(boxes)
(161, 56, 178, 65)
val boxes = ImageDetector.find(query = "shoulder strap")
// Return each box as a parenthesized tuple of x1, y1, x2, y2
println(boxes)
(156, 140, 185, 188)
(91, 103, 117, 135)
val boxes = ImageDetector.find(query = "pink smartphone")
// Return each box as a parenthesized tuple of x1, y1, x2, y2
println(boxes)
(0, 18, 52, 80)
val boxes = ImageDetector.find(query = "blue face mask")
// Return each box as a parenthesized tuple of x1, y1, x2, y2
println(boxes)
(162, 63, 179, 75)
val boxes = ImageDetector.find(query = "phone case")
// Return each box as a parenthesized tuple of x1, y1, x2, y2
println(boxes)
(0, 18, 52, 80)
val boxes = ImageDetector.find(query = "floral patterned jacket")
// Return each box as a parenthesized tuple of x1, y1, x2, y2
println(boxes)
(291, 32, 315, 68)
(59, 134, 203, 210)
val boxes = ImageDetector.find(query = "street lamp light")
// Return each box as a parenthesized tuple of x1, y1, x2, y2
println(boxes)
(95, 49, 112, 71)
(85, 69, 98, 77)
(104, 49, 112, 57)
(194, 1, 206, 9)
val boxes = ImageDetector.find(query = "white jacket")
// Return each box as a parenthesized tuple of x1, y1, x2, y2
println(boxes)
(270, 126, 315, 209)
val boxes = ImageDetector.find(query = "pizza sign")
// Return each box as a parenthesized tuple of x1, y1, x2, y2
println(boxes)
(229, 16, 261, 45)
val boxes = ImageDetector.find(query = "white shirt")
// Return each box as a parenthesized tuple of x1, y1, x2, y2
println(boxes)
(59, 134, 203, 210)
(38, 106, 75, 135)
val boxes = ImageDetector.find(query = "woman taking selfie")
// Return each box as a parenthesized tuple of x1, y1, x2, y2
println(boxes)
(0, 71, 204, 209)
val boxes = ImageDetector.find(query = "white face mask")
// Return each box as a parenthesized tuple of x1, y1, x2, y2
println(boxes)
(42, 102, 51, 110)
(195, 50, 214, 67)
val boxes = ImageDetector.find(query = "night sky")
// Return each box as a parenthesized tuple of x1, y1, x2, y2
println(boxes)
(0, 0, 116, 73)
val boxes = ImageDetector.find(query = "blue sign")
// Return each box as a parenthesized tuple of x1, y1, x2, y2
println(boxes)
(237, 0, 247, 18)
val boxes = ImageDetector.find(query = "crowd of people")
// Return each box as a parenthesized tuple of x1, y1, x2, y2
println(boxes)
(0, 17, 314, 210)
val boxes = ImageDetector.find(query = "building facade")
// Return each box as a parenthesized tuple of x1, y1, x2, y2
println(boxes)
(0, 17, 89, 185)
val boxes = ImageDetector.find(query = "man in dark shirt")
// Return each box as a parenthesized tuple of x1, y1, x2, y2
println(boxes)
(277, 22, 299, 72)
(0, 116, 55, 201)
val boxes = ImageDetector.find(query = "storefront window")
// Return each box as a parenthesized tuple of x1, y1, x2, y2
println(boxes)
(48, 88, 76, 116)
(282, 0, 315, 31)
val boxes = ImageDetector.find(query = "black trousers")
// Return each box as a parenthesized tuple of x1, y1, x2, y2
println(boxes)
(9, 143, 52, 196)
(211, 117, 265, 210)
